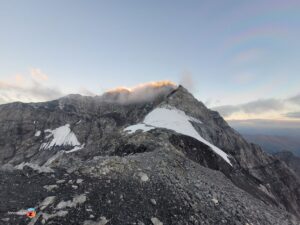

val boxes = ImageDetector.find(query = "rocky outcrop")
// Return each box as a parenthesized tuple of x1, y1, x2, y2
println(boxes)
(1, 151, 298, 225)
(0, 85, 299, 224)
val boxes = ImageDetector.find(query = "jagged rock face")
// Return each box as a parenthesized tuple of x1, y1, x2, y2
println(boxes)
(0, 86, 300, 224)
(164, 87, 300, 217)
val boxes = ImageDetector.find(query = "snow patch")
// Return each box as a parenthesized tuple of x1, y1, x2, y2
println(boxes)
(124, 106, 232, 166)
(65, 144, 85, 153)
(124, 123, 155, 134)
(40, 124, 84, 153)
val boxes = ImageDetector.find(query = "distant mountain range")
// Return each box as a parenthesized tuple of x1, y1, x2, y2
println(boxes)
(274, 151, 300, 178)
(241, 134, 300, 156)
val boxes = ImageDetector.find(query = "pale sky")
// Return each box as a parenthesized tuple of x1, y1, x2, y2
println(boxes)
(1, 0, 300, 121)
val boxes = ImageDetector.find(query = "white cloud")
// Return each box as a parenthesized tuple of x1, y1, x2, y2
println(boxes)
(0, 68, 63, 104)
(78, 87, 96, 96)
(212, 94, 300, 120)
(289, 94, 300, 105)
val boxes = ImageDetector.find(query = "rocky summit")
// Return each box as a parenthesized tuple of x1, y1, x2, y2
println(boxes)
(0, 85, 300, 225)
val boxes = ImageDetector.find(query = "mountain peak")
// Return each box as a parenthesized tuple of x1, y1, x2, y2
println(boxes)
(1, 82, 300, 224)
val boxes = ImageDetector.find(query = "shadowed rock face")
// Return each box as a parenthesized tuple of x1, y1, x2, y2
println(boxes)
(0, 86, 300, 224)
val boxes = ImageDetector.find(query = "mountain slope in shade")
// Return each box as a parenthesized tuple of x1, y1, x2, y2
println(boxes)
(0, 85, 299, 224)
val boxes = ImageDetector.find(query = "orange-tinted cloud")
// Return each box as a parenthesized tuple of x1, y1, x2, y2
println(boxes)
(30, 68, 48, 81)
(103, 80, 176, 104)
(0, 69, 63, 104)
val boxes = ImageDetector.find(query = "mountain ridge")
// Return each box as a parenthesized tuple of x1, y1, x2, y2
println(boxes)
(0, 85, 299, 225)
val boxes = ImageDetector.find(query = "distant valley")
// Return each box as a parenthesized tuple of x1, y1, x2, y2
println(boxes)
(228, 120, 300, 156)
(241, 134, 300, 156)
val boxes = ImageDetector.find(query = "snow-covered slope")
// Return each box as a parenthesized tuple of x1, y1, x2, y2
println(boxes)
(124, 106, 232, 165)
(40, 124, 84, 152)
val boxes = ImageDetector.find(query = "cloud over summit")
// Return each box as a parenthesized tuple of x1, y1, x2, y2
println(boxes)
(102, 81, 177, 104)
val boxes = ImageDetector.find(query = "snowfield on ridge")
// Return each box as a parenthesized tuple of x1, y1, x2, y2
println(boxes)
(124, 106, 232, 165)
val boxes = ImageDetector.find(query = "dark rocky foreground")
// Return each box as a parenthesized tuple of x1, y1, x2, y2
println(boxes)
(1, 150, 298, 225)
(0, 85, 300, 224)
